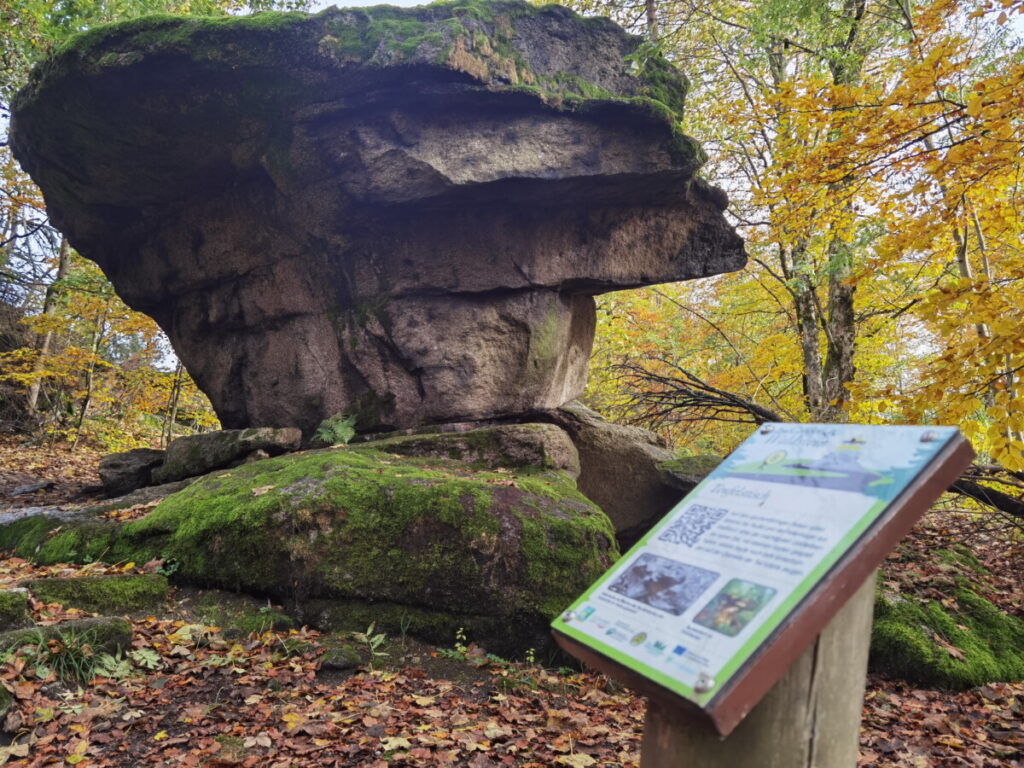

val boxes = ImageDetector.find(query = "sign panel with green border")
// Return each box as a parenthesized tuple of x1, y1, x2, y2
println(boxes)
(552, 423, 972, 734)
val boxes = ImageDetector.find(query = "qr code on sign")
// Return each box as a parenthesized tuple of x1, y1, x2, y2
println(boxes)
(658, 504, 728, 547)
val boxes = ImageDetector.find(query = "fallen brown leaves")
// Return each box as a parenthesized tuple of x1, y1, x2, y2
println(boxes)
(860, 676, 1024, 767)
(0, 438, 103, 508)
(1, 461, 1022, 766)
(0, 575, 646, 767)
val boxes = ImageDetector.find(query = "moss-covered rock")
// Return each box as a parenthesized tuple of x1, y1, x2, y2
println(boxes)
(22, 574, 169, 614)
(0, 447, 618, 654)
(152, 427, 302, 484)
(657, 454, 722, 489)
(190, 591, 296, 637)
(358, 423, 580, 477)
(21, 1, 692, 131)
(0, 589, 31, 631)
(871, 548, 1024, 688)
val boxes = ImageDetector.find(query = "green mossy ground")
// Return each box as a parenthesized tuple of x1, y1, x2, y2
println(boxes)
(23, 574, 169, 614)
(0, 590, 30, 631)
(191, 592, 296, 637)
(871, 546, 1024, 689)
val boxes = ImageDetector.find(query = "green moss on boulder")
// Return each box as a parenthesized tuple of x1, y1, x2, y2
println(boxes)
(193, 592, 296, 637)
(0, 447, 617, 655)
(871, 548, 1024, 688)
(18, 0, 695, 153)
(0, 590, 31, 631)
(23, 574, 169, 614)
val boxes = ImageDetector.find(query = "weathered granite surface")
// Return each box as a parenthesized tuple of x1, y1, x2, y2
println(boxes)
(11, 0, 746, 434)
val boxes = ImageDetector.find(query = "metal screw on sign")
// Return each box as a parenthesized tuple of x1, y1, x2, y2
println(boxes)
(561, 610, 577, 623)
(693, 673, 715, 694)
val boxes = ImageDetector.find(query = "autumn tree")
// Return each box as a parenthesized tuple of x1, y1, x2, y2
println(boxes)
(573, 0, 1023, 476)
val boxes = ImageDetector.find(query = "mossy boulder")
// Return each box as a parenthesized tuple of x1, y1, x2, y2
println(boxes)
(188, 589, 296, 637)
(0, 589, 31, 631)
(99, 447, 166, 497)
(539, 401, 684, 547)
(359, 423, 580, 477)
(22, 574, 169, 614)
(658, 454, 722, 490)
(152, 427, 302, 484)
(10, 0, 745, 435)
(0, 446, 618, 655)
(870, 548, 1024, 688)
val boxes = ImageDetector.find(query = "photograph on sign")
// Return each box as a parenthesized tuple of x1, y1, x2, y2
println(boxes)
(552, 423, 960, 708)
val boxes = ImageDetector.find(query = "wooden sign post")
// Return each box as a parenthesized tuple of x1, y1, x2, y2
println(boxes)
(552, 424, 974, 766)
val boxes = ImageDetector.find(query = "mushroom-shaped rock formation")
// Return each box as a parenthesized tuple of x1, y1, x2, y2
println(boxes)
(11, 0, 746, 434)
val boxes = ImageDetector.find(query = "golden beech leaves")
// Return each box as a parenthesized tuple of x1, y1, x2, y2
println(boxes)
(582, 0, 1024, 468)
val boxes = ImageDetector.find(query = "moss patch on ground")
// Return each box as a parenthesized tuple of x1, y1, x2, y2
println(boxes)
(190, 591, 296, 637)
(0, 590, 30, 631)
(871, 546, 1024, 689)
(23, 574, 169, 614)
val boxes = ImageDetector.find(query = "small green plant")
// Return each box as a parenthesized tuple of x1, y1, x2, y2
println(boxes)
(94, 653, 132, 679)
(128, 647, 162, 670)
(314, 413, 357, 446)
(436, 627, 473, 661)
(156, 559, 180, 577)
(351, 622, 388, 670)
(454, 627, 469, 656)
(398, 612, 413, 643)
(21, 629, 105, 683)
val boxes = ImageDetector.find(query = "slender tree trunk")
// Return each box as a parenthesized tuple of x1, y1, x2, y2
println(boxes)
(789, 242, 827, 418)
(820, 233, 857, 422)
(645, 0, 659, 42)
(70, 306, 109, 451)
(162, 361, 184, 447)
(27, 237, 70, 413)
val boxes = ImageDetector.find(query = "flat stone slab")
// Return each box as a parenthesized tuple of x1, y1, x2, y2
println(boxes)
(22, 574, 169, 614)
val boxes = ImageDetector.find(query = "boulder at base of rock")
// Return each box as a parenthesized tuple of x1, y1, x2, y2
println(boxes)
(537, 401, 683, 547)
(0, 589, 31, 631)
(658, 454, 722, 492)
(22, 574, 169, 614)
(361, 423, 580, 478)
(99, 448, 166, 497)
(0, 444, 617, 656)
(152, 427, 302, 484)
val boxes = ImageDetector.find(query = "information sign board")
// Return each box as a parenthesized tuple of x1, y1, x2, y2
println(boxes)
(552, 423, 974, 735)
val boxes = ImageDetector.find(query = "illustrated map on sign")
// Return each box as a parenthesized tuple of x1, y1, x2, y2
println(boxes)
(551, 423, 960, 708)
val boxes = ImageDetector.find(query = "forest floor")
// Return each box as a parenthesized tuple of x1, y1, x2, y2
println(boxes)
(0, 437, 1021, 767)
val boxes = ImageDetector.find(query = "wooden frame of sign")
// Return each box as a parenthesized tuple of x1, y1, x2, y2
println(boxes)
(552, 425, 974, 737)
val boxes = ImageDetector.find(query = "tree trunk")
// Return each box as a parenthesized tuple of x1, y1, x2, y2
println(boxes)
(641, 573, 876, 768)
(70, 305, 109, 451)
(162, 361, 184, 447)
(645, 0, 659, 42)
(789, 242, 827, 419)
(820, 238, 857, 422)
(26, 236, 70, 413)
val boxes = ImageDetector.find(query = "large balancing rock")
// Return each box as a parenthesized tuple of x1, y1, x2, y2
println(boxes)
(11, 0, 746, 434)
